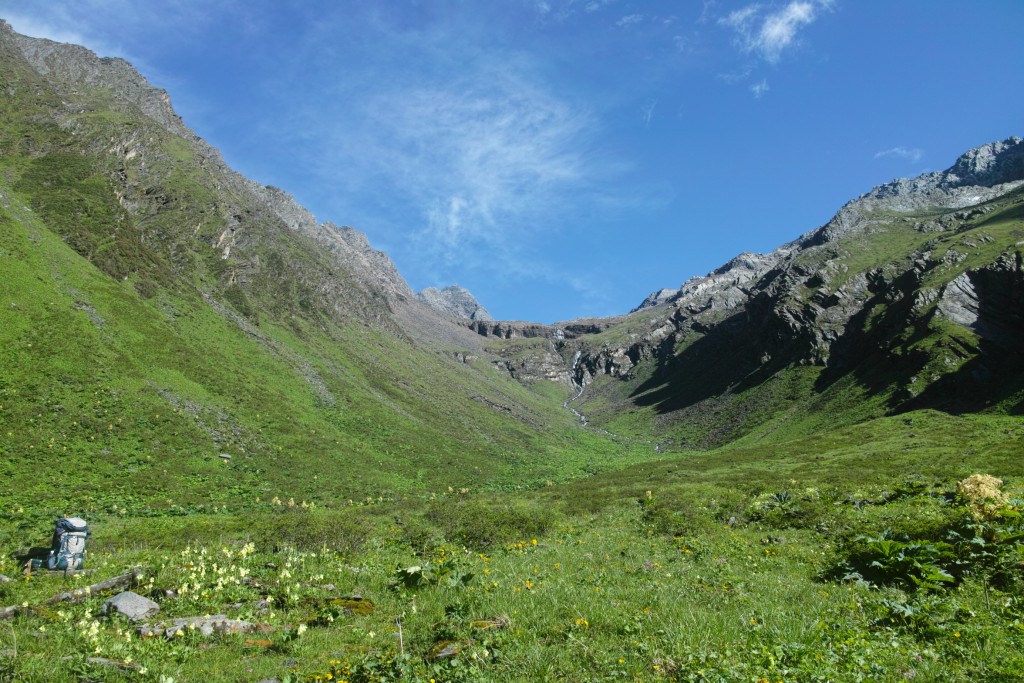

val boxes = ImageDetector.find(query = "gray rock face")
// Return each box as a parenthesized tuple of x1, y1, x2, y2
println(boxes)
(417, 285, 493, 321)
(633, 250, 790, 315)
(935, 253, 1024, 346)
(466, 321, 552, 339)
(103, 591, 160, 622)
(495, 349, 573, 384)
(937, 272, 980, 329)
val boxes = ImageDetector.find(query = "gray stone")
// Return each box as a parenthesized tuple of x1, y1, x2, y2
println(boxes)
(103, 591, 160, 622)
(137, 615, 266, 639)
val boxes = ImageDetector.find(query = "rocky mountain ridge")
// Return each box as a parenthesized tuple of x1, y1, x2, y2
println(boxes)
(417, 285, 493, 321)
(635, 137, 1024, 315)
(1, 21, 492, 349)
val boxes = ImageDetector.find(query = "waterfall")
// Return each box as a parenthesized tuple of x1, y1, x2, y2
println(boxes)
(562, 349, 587, 425)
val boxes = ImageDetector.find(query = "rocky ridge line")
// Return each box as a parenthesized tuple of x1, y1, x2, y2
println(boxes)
(417, 285, 493, 321)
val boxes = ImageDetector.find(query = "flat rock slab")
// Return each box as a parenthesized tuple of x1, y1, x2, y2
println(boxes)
(427, 639, 473, 661)
(138, 615, 269, 639)
(104, 591, 160, 622)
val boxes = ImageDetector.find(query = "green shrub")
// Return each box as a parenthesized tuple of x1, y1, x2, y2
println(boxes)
(425, 495, 555, 549)
(254, 508, 369, 555)
(748, 487, 835, 530)
(829, 495, 1024, 592)
(639, 485, 747, 537)
(394, 512, 444, 554)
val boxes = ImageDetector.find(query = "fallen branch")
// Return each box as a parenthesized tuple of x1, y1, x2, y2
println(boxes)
(47, 569, 143, 605)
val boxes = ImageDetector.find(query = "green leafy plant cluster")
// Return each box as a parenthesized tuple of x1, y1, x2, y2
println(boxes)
(832, 478, 1024, 595)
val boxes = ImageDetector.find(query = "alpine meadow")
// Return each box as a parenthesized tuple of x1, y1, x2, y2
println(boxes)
(2, 18, 1024, 683)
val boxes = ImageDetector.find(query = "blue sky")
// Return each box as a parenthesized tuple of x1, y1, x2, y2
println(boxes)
(2, 1, 1022, 323)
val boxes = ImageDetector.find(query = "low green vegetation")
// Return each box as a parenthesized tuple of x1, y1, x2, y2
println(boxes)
(1, 428, 1021, 682)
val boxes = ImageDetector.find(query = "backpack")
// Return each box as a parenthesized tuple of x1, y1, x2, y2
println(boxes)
(46, 517, 89, 570)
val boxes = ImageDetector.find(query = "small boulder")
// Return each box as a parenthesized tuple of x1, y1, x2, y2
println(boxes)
(103, 591, 160, 622)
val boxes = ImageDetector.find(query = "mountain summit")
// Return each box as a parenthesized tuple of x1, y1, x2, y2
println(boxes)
(418, 285, 494, 321)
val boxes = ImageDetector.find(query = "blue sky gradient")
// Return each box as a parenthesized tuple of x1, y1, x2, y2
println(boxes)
(2, 1, 1021, 322)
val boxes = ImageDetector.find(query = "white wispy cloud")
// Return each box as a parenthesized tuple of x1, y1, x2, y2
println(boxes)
(616, 14, 643, 27)
(750, 79, 770, 97)
(721, 5, 760, 30)
(672, 34, 692, 53)
(306, 55, 620, 275)
(640, 98, 657, 127)
(720, 0, 831, 64)
(875, 146, 924, 163)
(698, 0, 719, 24)
(717, 65, 754, 84)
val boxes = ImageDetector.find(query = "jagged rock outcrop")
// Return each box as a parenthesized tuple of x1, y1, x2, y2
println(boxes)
(494, 349, 573, 384)
(633, 288, 678, 311)
(2, 20, 189, 139)
(869, 137, 1024, 201)
(418, 285, 493, 321)
(465, 321, 555, 339)
(634, 251, 790, 314)
(936, 251, 1024, 347)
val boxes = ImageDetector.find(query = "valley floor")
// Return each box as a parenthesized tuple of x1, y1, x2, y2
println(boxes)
(2, 411, 1023, 682)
